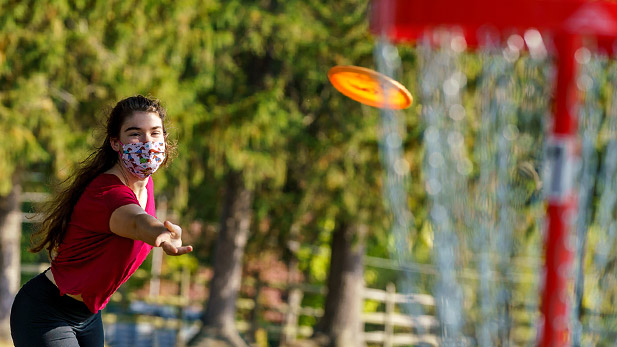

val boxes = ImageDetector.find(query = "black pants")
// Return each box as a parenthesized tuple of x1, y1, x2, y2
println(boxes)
(10, 271, 104, 347)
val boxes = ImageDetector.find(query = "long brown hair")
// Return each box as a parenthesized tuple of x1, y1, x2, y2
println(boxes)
(30, 95, 173, 257)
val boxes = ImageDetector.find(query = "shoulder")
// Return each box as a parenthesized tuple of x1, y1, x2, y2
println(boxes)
(90, 173, 125, 188)
(83, 174, 138, 209)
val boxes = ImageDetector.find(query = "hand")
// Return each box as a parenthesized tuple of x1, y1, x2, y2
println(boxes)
(156, 221, 193, 256)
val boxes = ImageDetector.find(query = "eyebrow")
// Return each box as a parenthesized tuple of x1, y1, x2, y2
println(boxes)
(124, 126, 163, 132)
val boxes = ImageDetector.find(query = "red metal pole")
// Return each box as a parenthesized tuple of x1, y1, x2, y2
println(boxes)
(540, 33, 580, 347)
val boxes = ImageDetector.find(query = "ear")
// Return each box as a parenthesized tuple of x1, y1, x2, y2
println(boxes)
(110, 138, 122, 152)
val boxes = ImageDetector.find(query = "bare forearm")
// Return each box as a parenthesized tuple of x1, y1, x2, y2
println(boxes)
(110, 204, 192, 255)
(133, 212, 168, 246)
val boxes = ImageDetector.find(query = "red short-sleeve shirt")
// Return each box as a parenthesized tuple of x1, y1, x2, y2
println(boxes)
(51, 173, 155, 313)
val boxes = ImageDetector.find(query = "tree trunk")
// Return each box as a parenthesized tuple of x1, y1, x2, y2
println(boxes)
(189, 171, 253, 347)
(282, 223, 302, 345)
(0, 182, 22, 342)
(312, 222, 367, 347)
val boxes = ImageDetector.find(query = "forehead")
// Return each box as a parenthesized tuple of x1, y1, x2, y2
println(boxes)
(121, 111, 163, 129)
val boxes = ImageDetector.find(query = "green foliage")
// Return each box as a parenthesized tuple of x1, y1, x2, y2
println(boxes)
(9, 2, 617, 344)
(166, 253, 200, 274)
(0, 0, 421, 301)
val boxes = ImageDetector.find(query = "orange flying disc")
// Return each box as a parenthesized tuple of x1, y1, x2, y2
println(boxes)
(327, 65, 413, 109)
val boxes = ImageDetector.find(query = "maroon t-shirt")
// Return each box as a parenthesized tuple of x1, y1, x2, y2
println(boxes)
(51, 173, 154, 313)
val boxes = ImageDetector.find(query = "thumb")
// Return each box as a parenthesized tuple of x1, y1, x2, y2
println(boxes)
(163, 220, 175, 235)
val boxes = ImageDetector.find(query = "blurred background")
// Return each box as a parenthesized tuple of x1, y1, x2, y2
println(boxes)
(0, 1, 425, 346)
(5, 1, 617, 347)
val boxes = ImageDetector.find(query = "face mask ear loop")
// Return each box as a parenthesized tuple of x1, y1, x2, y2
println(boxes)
(116, 140, 124, 155)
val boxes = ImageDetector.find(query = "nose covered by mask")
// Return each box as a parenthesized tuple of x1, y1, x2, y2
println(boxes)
(118, 141, 166, 179)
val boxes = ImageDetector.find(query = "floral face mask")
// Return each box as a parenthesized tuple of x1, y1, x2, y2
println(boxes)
(118, 141, 166, 179)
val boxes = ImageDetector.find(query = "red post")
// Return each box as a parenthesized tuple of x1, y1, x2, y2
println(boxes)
(540, 33, 581, 347)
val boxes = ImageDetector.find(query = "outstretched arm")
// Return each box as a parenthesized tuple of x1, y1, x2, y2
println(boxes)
(109, 204, 193, 256)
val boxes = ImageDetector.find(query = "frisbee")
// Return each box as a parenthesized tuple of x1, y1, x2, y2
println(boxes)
(327, 65, 413, 109)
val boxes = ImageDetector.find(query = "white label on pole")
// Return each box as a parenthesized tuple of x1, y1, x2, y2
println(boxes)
(544, 137, 578, 203)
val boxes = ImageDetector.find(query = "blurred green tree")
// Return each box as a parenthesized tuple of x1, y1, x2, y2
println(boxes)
(0, 2, 85, 339)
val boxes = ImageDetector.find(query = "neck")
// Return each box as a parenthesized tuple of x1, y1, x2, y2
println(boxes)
(107, 163, 148, 192)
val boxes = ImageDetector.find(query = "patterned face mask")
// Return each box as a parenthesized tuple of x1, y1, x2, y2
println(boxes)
(118, 141, 166, 179)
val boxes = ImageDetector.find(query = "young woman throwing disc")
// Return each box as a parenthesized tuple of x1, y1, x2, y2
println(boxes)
(10, 95, 193, 346)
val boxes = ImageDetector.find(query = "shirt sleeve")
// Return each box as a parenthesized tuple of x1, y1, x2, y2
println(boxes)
(102, 185, 140, 214)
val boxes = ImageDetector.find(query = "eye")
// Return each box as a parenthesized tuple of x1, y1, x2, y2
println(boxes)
(130, 133, 140, 137)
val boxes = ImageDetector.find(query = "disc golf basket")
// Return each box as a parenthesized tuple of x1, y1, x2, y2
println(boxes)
(362, 1, 617, 346)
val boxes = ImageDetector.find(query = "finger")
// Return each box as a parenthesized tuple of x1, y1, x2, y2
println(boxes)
(170, 245, 193, 256)
(164, 220, 181, 237)
(161, 240, 178, 255)
(155, 227, 173, 247)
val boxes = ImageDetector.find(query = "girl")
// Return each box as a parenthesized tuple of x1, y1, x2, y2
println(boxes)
(10, 95, 192, 346)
